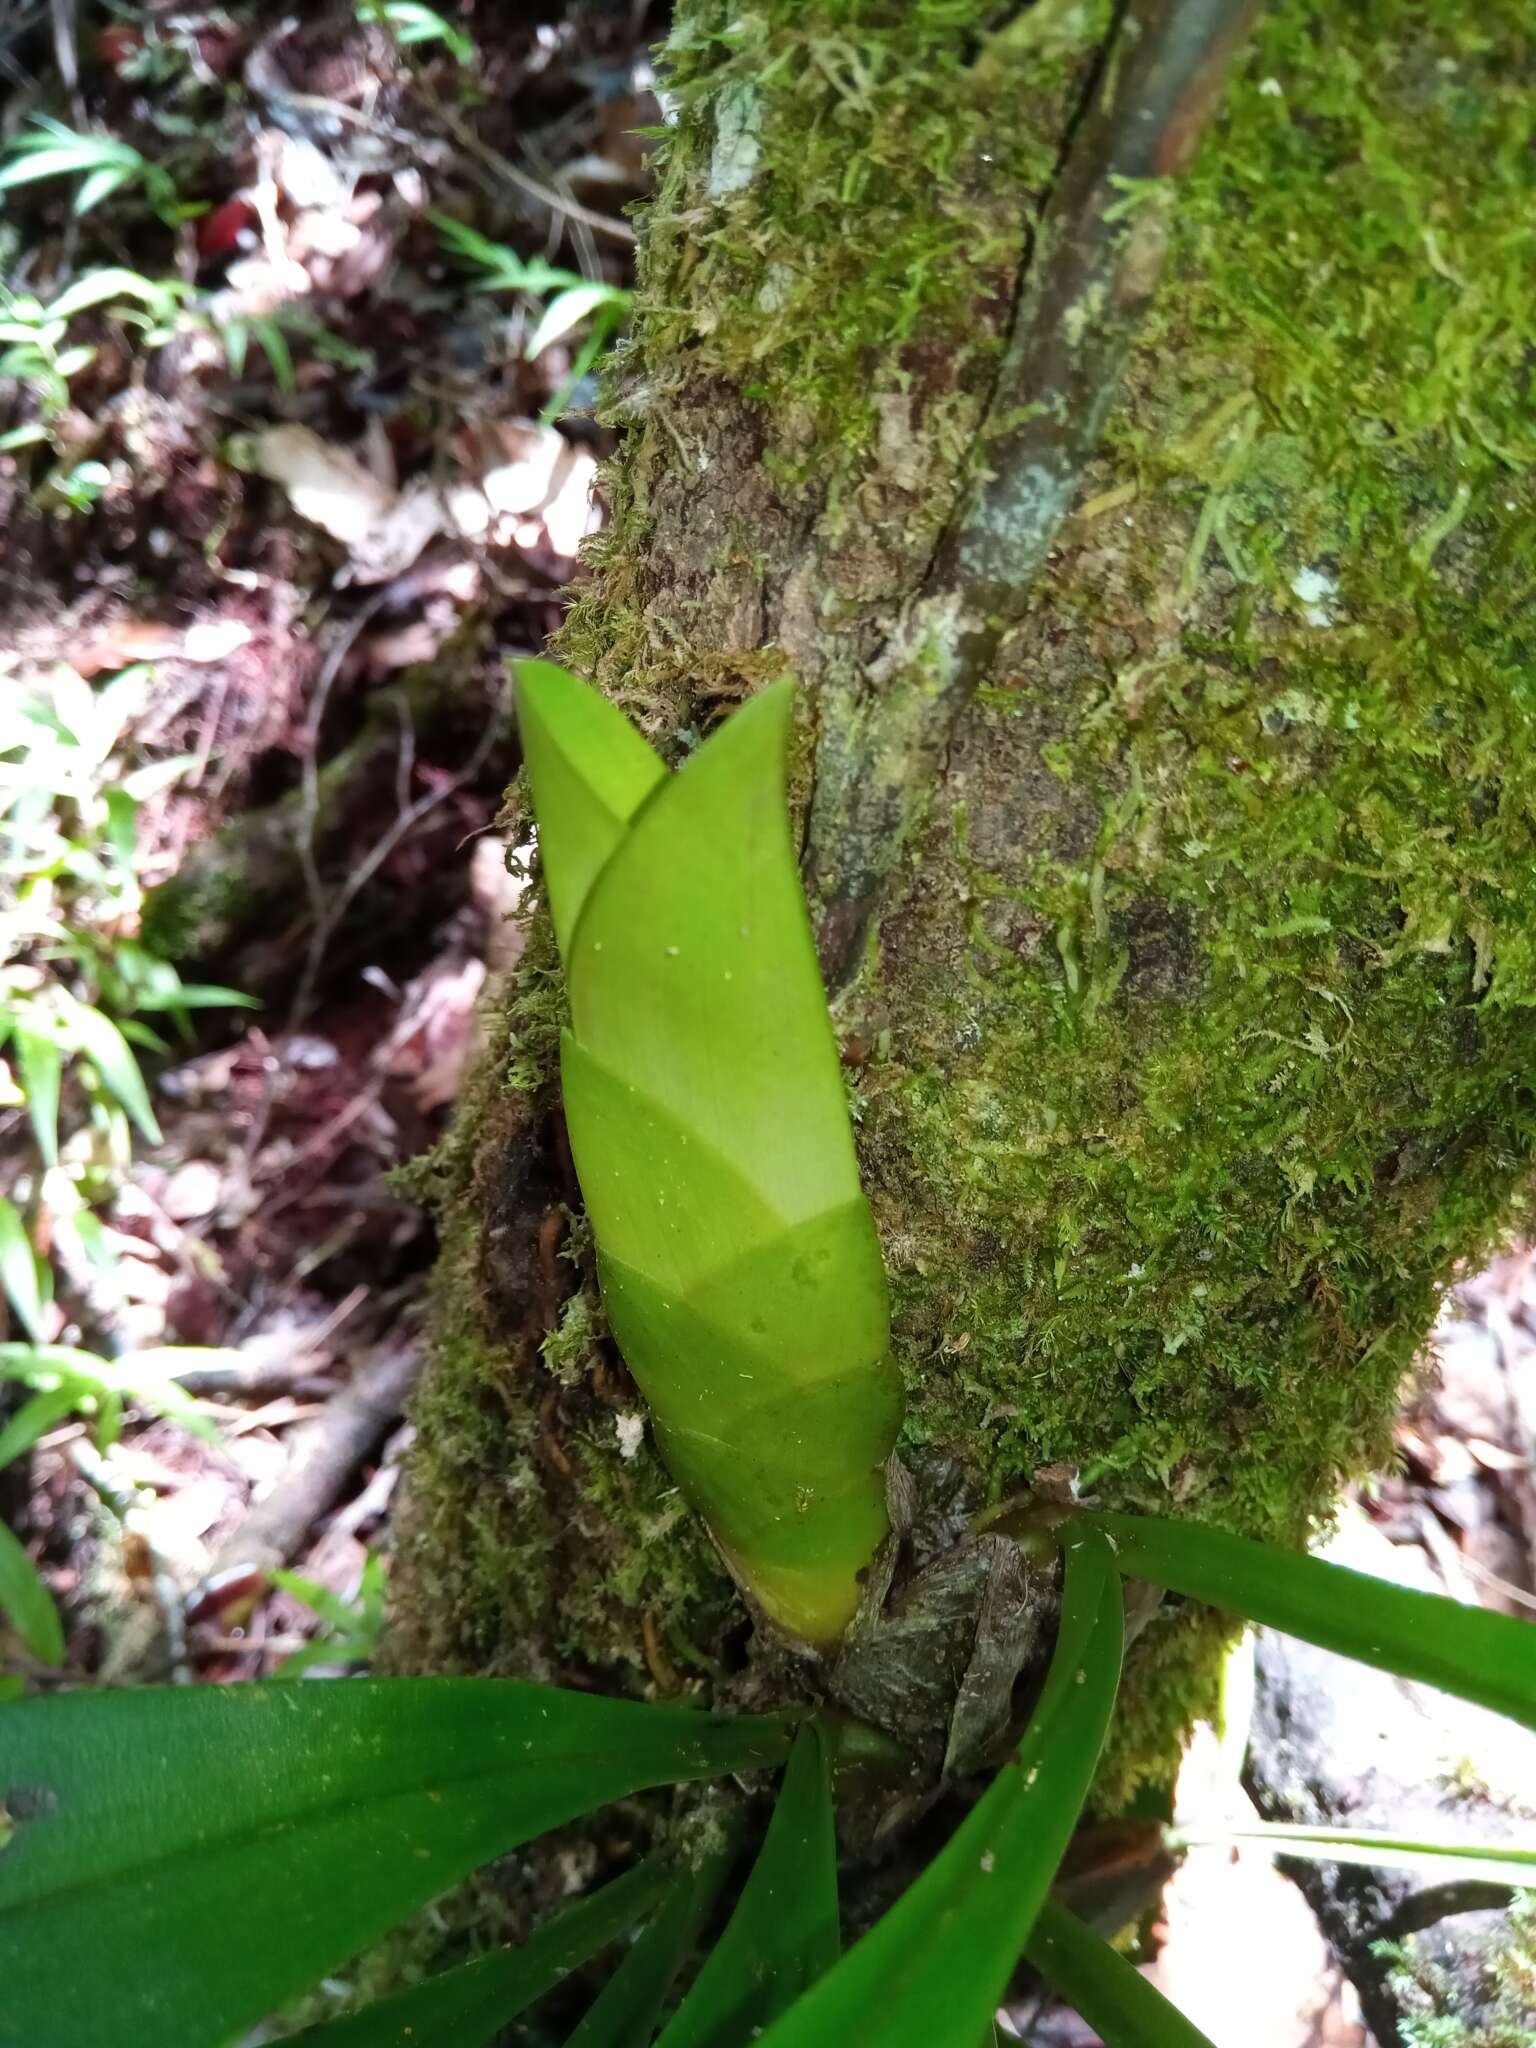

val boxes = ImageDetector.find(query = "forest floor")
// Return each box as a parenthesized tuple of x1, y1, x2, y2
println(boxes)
(0, 7, 1532, 2045)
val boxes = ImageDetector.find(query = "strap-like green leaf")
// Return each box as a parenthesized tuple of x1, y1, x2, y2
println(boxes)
(515, 658, 665, 952)
(0, 1194, 46, 1341)
(565, 1823, 743, 2048)
(12, 1026, 61, 1167)
(1025, 1898, 1216, 2048)
(0, 1516, 62, 1664)
(0, 1678, 795, 2048)
(1087, 1511, 1536, 1732)
(757, 1528, 1125, 2048)
(1169, 1821, 1536, 1891)
(290, 1856, 674, 2047)
(0, 1386, 78, 1473)
(57, 996, 161, 1142)
(657, 1723, 840, 2048)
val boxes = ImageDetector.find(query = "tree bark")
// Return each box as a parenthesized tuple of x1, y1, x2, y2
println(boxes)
(391, 0, 1536, 1842)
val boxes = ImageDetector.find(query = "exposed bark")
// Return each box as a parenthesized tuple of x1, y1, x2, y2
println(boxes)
(392, 0, 1536, 1885)
(1247, 1625, 1536, 2041)
(807, 0, 1260, 987)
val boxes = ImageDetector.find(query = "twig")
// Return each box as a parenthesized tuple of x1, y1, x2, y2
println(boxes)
(287, 596, 387, 1026)
(287, 682, 512, 1026)
(415, 71, 635, 254)
(197, 1338, 422, 1586)
(806, 0, 1262, 988)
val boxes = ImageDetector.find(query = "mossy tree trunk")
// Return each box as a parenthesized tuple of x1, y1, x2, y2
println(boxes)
(392, 0, 1536, 1810)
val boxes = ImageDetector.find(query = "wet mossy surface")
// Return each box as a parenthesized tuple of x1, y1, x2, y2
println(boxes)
(392, 0, 1536, 1812)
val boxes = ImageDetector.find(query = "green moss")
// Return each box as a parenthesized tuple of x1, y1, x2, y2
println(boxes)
(1374, 1892, 1536, 2047)
(851, 0, 1535, 1797)
(558, 0, 1110, 726)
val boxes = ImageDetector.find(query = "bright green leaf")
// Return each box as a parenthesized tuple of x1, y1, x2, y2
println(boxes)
(73, 164, 132, 216)
(1025, 1898, 1216, 2047)
(0, 1386, 77, 1474)
(657, 1722, 839, 2048)
(12, 1027, 61, 1166)
(289, 1856, 673, 2047)
(0, 1680, 795, 2048)
(48, 268, 182, 325)
(0, 1518, 62, 1665)
(527, 284, 627, 362)
(515, 657, 665, 954)
(0, 1195, 46, 1341)
(567, 683, 859, 1227)
(1087, 1511, 1536, 1733)
(758, 1528, 1125, 2048)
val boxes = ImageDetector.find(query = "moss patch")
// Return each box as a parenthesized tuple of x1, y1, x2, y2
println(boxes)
(394, 0, 1536, 1816)
(859, 0, 1535, 1796)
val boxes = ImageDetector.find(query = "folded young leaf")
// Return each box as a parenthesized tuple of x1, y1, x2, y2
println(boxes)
(0, 1677, 795, 2048)
(518, 665, 903, 1644)
(564, 1822, 743, 2048)
(756, 1528, 1125, 2048)
(0, 1516, 62, 1665)
(1025, 1898, 1216, 2048)
(515, 659, 665, 952)
(1087, 1511, 1536, 1732)
(656, 1723, 840, 2048)
(289, 1856, 673, 2047)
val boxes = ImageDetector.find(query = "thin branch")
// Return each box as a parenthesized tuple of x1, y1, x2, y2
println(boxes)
(807, 0, 1262, 989)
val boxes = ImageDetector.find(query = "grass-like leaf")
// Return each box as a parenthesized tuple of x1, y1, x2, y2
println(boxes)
(0, 1678, 795, 2048)
(57, 995, 161, 1140)
(0, 1386, 78, 1473)
(11, 1026, 61, 1165)
(1088, 1511, 1536, 1732)
(1169, 1821, 1536, 1891)
(565, 1824, 743, 2048)
(757, 1527, 1124, 2048)
(0, 1516, 62, 1664)
(1025, 1898, 1216, 2047)
(656, 1723, 840, 2048)
(289, 1855, 673, 2046)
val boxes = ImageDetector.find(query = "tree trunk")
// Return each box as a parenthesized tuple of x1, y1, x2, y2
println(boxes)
(390, 0, 1536, 1830)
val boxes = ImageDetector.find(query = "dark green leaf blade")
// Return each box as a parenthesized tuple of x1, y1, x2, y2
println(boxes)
(566, 1823, 743, 2048)
(290, 1856, 673, 2048)
(0, 1516, 62, 1665)
(758, 1529, 1125, 2048)
(0, 1678, 795, 2048)
(656, 1723, 839, 2048)
(1025, 1898, 1216, 2047)
(515, 658, 666, 953)
(1088, 1511, 1536, 1732)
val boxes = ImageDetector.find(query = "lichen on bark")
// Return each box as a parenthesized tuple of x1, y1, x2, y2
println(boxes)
(391, 0, 1536, 1821)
